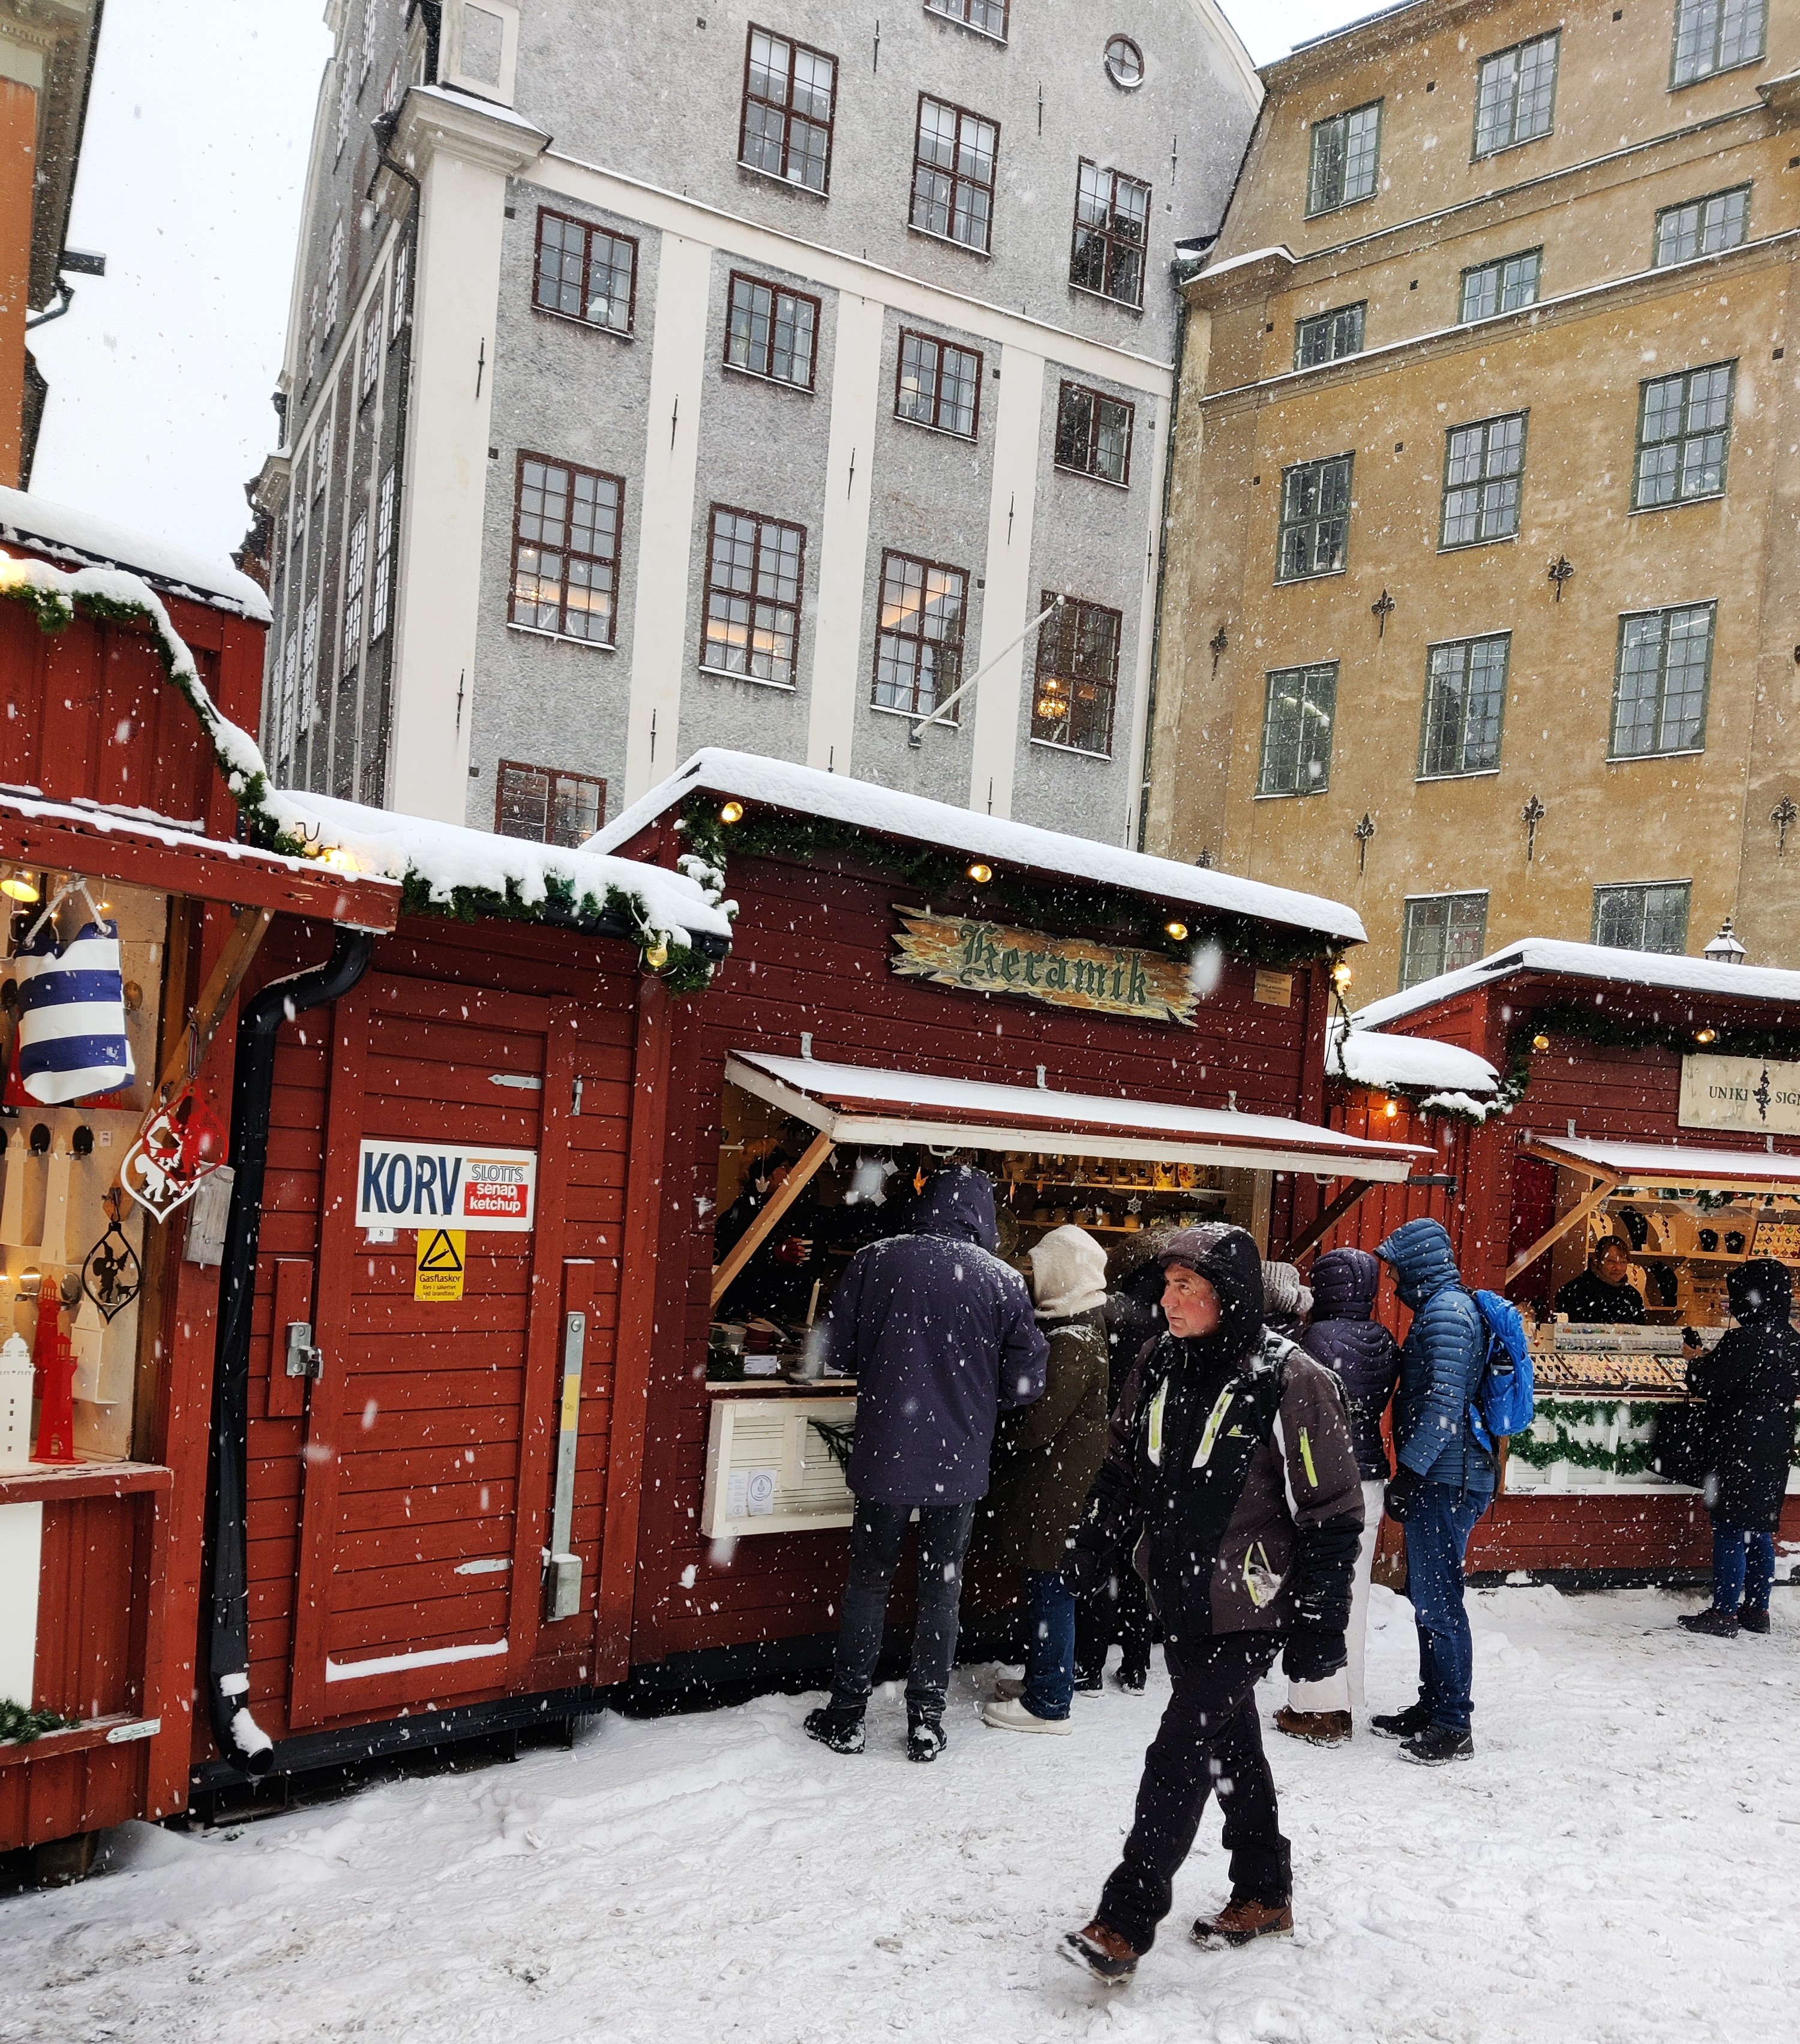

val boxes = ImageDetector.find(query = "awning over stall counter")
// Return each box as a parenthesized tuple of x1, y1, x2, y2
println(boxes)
(726, 1050, 1430, 1180)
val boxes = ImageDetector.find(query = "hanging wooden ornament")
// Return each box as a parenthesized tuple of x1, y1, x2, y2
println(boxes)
(81, 1191, 142, 1323)
(121, 1079, 228, 1221)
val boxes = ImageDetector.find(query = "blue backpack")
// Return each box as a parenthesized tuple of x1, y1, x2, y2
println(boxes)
(1467, 1290, 1536, 1452)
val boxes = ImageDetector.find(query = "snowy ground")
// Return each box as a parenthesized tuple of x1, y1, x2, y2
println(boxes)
(5, 1586, 1798, 2044)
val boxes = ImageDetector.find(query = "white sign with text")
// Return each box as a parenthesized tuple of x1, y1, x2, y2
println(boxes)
(1678, 1054, 1800, 1137)
(355, 1141, 538, 1231)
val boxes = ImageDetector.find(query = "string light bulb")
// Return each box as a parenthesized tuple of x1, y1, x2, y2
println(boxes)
(1532, 1033, 1550, 1051)
(1165, 920, 1189, 942)
(1330, 961, 1354, 991)
(1383, 1098, 1400, 1119)
(1695, 1028, 1717, 1045)
(719, 800, 745, 825)
(1, 867, 39, 903)
(967, 862, 992, 884)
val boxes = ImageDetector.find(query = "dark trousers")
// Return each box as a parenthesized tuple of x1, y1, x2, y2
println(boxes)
(1076, 1562, 1153, 1681)
(1096, 1634, 1287, 1953)
(1711, 1519, 1776, 1614)
(829, 1497, 977, 1721)
(1403, 1481, 1487, 1734)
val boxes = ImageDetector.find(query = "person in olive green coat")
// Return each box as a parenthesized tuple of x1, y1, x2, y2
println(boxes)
(983, 1225, 1111, 1733)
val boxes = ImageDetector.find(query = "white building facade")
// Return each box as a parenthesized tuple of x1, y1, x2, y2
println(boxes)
(258, 0, 1259, 846)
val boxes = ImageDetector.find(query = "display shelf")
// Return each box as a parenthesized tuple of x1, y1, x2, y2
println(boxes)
(0, 1459, 171, 1507)
(0, 1712, 160, 1770)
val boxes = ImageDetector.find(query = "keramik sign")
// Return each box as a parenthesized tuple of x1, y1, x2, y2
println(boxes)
(355, 1142, 539, 1231)
(1679, 1054, 1800, 1137)
(891, 910, 1198, 1026)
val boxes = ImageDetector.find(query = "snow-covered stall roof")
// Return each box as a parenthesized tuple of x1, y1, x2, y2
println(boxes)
(0, 485, 272, 623)
(728, 1050, 1427, 1179)
(1354, 939, 1800, 1032)
(275, 789, 733, 956)
(590, 751, 1367, 946)
(1523, 1133, 1800, 1194)
(1329, 1023, 1499, 1095)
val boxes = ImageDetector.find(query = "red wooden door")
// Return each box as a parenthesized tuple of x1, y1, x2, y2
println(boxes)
(286, 973, 577, 1728)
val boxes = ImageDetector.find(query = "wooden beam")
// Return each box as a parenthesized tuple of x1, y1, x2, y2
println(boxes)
(149, 904, 272, 1112)
(1504, 1165, 1618, 1284)
(710, 1130, 836, 1311)
(1287, 1177, 1380, 1263)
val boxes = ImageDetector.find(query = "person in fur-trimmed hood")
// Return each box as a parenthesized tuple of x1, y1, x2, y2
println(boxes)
(1059, 1226, 1363, 1988)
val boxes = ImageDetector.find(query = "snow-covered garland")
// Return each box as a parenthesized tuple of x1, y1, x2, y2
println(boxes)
(676, 798, 1335, 969)
(0, 552, 726, 993)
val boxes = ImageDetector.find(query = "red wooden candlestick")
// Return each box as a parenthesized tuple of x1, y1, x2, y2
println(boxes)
(32, 1276, 76, 1464)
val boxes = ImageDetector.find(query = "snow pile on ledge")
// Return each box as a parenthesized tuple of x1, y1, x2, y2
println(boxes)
(1356, 937, 1800, 1029)
(275, 790, 733, 947)
(0, 484, 271, 622)
(590, 750, 1366, 943)
(1330, 1021, 1498, 1096)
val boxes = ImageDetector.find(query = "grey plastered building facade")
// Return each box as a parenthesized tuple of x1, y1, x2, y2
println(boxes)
(257, 0, 1259, 845)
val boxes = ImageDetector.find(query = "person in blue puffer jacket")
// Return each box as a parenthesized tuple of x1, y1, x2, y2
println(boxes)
(1370, 1218, 1494, 1766)
(1274, 1247, 1399, 1746)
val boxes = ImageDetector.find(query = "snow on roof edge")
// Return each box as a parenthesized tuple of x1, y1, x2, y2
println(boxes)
(587, 750, 1367, 945)
(1328, 1020, 1498, 1095)
(0, 485, 272, 623)
(1353, 937, 1800, 1031)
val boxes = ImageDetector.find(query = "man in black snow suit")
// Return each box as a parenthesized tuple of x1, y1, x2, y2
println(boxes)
(803, 1164, 1047, 1761)
(1060, 1226, 1364, 1988)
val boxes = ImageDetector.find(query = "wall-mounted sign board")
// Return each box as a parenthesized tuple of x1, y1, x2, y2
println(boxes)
(891, 910, 1198, 1026)
(1679, 1054, 1800, 1137)
(356, 1142, 538, 1231)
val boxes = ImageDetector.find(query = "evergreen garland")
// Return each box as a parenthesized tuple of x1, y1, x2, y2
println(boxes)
(677, 796, 1339, 970)
(1508, 1399, 1800, 1476)
(0, 1697, 80, 1744)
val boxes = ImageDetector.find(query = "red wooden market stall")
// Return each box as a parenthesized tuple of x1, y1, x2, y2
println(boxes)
(1318, 939, 1800, 1583)
(0, 490, 400, 1871)
(587, 753, 1430, 1691)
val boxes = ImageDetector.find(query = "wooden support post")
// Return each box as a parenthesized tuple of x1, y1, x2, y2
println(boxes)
(1287, 1176, 1382, 1263)
(148, 904, 273, 1113)
(1504, 1166, 1616, 1283)
(709, 1130, 836, 1311)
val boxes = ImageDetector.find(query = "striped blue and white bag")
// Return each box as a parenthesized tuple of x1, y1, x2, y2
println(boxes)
(13, 904, 136, 1105)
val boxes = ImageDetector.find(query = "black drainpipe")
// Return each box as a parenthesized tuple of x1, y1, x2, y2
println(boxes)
(206, 928, 374, 1774)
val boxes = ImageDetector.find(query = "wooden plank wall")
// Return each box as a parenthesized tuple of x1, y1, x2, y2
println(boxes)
(630, 849, 1333, 1667)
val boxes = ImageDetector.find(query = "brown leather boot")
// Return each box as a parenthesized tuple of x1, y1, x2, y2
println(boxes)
(1191, 1896, 1295, 1949)
(1274, 1706, 1352, 1745)
(1060, 1919, 1142, 1986)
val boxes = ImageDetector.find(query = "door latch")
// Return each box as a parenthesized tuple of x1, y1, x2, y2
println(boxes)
(285, 1321, 325, 1380)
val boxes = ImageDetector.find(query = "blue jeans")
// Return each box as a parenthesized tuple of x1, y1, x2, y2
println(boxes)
(1403, 1482, 1487, 1734)
(1711, 1520, 1776, 1614)
(1022, 1568, 1076, 1720)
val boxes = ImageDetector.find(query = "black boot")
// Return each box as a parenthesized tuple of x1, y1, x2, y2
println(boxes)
(1115, 1661, 1148, 1694)
(1370, 1701, 1432, 1740)
(1677, 1607, 1740, 1639)
(803, 1702, 865, 1754)
(907, 1707, 946, 1763)
(1399, 1723, 1474, 1765)
(1739, 1605, 1771, 1635)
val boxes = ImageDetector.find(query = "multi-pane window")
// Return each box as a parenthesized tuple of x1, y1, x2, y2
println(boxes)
(335, 65, 353, 162)
(1257, 661, 1337, 796)
(1295, 302, 1366, 368)
(508, 455, 623, 645)
(1654, 184, 1750, 266)
(324, 217, 344, 335)
(299, 597, 320, 726)
(370, 466, 396, 643)
(1441, 413, 1526, 547)
(895, 330, 981, 438)
(1610, 604, 1715, 758)
(911, 96, 998, 253)
(739, 27, 836, 193)
(1459, 248, 1541, 322)
(1307, 102, 1381, 215)
(702, 507, 805, 685)
(534, 210, 636, 332)
(1031, 596, 1121, 756)
(926, 0, 1008, 40)
(341, 512, 368, 663)
(1593, 882, 1691, 954)
(277, 634, 300, 777)
(1402, 894, 1489, 988)
(725, 272, 819, 389)
(359, 0, 378, 85)
(389, 238, 410, 341)
(1419, 634, 1509, 779)
(496, 762, 606, 849)
(1054, 382, 1134, 487)
(1671, 0, 1766, 85)
(1474, 32, 1559, 156)
(359, 298, 382, 401)
(1070, 161, 1150, 308)
(871, 550, 967, 718)
(1276, 454, 1353, 580)
(1634, 361, 1735, 509)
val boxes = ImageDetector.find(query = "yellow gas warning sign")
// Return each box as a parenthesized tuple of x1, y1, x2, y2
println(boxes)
(415, 1227, 467, 1302)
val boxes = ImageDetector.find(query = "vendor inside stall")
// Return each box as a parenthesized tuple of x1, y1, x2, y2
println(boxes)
(1554, 1236, 1648, 1326)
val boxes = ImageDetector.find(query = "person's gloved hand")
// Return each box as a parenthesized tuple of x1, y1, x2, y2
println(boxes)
(1060, 1544, 1108, 1599)
(1385, 1467, 1423, 1522)
(1283, 1629, 1346, 1685)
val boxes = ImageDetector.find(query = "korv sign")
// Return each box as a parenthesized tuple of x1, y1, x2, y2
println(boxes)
(1679, 1054, 1800, 1137)
(356, 1142, 538, 1231)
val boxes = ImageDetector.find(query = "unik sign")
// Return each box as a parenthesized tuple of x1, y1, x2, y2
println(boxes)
(355, 1141, 538, 1231)
(1678, 1053, 1800, 1137)
(890, 910, 1199, 1026)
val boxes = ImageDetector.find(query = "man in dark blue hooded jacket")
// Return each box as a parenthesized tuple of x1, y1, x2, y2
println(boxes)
(805, 1164, 1047, 1762)
(1373, 1217, 1493, 1764)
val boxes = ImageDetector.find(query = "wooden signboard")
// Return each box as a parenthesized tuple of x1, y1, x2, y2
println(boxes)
(890, 910, 1198, 1026)
(1679, 1054, 1800, 1136)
